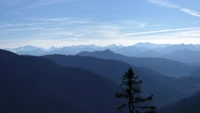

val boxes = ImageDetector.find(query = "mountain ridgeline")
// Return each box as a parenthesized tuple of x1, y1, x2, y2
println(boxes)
(7, 43, 200, 63)
(1, 47, 200, 113)
(158, 91, 200, 113)
(0, 49, 123, 113)
(77, 49, 198, 77)
(44, 54, 200, 108)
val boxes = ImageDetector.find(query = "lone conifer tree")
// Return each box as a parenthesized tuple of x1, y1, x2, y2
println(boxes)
(115, 68, 156, 113)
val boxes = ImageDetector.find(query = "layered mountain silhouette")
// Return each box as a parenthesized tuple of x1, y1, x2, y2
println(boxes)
(2, 47, 200, 112)
(186, 68, 200, 77)
(164, 49, 200, 63)
(77, 49, 198, 77)
(7, 43, 200, 63)
(44, 54, 200, 107)
(159, 91, 200, 113)
(0, 49, 123, 113)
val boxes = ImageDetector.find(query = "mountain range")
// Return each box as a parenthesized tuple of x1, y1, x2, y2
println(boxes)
(2, 45, 200, 112)
(0, 49, 124, 113)
(44, 53, 200, 107)
(5, 43, 200, 63)
(78, 49, 199, 77)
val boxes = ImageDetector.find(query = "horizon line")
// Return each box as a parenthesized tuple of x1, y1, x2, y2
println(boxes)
(3, 42, 200, 49)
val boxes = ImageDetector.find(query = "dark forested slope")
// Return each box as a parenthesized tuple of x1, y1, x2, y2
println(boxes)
(0, 49, 122, 113)
(44, 54, 195, 108)
(78, 49, 198, 77)
(159, 91, 200, 113)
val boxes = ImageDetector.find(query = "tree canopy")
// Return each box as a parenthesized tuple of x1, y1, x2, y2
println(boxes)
(115, 68, 157, 113)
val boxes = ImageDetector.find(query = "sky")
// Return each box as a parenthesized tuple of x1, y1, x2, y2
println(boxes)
(1, 0, 200, 48)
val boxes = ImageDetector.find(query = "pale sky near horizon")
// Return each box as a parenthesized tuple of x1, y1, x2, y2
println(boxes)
(1, 0, 200, 48)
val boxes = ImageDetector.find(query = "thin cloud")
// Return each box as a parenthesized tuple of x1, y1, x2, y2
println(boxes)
(4, 29, 200, 49)
(21, 0, 71, 9)
(0, 23, 49, 28)
(122, 27, 200, 36)
(23, 17, 88, 25)
(2, 26, 200, 48)
(39, 18, 72, 22)
(0, 27, 44, 32)
(36, 30, 84, 39)
(139, 23, 146, 28)
(147, 0, 179, 8)
(26, 17, 72, 22)
(180, 8, 200, 17)
(147, 0, 200, 17)
(3, 16, 200, 48)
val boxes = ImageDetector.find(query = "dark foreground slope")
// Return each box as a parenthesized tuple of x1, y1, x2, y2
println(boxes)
(78, 49, 198, 77)
(44, 54, 193, 108)
(159, 91, 200, 113)
(0, 49, 123, 113)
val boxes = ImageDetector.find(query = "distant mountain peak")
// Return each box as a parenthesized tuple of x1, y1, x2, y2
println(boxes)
(104, 49, 113, 53)
(18, 45, 40, 49)
(9, 45, 44, 52)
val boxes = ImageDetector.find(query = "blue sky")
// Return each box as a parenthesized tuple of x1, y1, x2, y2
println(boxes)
(1, 0, 200, 48)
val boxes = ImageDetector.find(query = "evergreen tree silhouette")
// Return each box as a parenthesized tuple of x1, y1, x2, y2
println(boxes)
(115, 68, 157, 113)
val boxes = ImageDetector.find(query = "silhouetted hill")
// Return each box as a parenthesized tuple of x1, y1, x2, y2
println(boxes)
(164, 49, 200, 63)
(44, 54, 200, 108)
(77, 49, 198, 77)
(0, 49, 123, 113)
(159, 91, 200, 113)
(186, 68, 200, 77)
